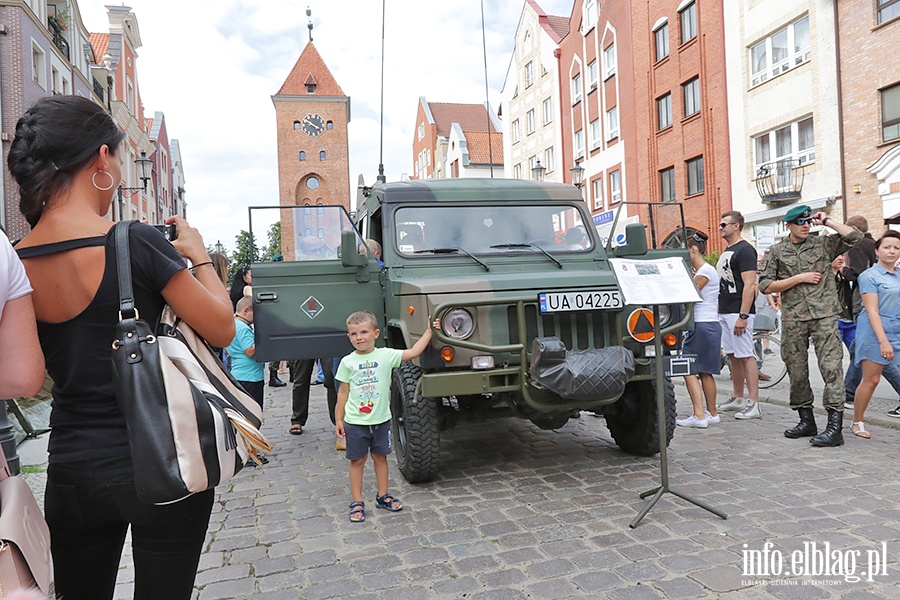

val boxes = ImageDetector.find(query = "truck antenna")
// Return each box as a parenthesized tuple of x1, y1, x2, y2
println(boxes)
(377, 0, 387, 183)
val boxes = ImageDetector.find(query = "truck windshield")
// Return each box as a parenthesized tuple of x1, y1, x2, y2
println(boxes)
(394, 204, 593, 257)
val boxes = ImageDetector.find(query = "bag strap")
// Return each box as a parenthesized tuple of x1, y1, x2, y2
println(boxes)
(0, 441, 10, 481)
(112, 221, 145, 364)
(15, 235, 106, 258)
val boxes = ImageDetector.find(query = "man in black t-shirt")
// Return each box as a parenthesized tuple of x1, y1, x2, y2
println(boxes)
(715, 211, 760, 419)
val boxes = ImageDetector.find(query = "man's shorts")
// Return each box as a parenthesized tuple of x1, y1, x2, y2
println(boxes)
(719, 313, 756, 359)
(345, 420, 392, 461)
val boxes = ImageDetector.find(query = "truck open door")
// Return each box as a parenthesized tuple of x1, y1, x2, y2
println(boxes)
(249, 205, 383, 361)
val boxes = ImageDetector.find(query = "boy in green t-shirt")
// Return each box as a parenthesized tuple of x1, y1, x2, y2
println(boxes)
(336, 310, 436, 522)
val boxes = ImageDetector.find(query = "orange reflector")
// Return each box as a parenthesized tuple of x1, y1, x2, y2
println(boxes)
(664, 333, 678, 347)
(627, 309, 655, 343)
(408, 306, 415, 314)
(440, 346, 454, 362)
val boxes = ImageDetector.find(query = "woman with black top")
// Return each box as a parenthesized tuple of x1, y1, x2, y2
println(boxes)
(8, 96, 234, 599)
(229, 266, 251, 309)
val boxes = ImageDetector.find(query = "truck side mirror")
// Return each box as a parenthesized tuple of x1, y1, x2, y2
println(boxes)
(614, 223, 648, 257)
(341, 230, 368, 268)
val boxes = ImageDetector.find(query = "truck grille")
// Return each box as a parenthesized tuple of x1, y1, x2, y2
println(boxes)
(507, 304, 620, 351)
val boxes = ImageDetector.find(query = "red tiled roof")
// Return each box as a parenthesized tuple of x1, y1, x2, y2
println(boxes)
(89, 33, 109, 64)
(277, 42, 345, 96)
(465, 131, 504, 164)
(428, 102, 498, 137)
(545, 16, 570, 41)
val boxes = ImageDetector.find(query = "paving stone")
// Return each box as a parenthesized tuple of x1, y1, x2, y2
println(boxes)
(194, 564, 251, 587)
(198, 578, 256, 600)
(253, 556, 296, 577)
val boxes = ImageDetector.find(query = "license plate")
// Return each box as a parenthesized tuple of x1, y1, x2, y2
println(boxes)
(539, 290, 623, 313)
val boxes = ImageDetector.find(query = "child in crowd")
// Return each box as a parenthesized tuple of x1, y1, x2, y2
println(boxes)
(335, 310, 436, 522)
(228, 296, 264, 409)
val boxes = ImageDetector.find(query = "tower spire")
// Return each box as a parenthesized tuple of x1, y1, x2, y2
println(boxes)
(307, 7, 313, 42)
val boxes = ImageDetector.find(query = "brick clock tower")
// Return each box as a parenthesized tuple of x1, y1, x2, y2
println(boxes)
(272, 38, 351, 258)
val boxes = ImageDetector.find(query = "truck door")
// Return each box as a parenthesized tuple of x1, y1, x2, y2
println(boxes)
(249, 205, 383, 361)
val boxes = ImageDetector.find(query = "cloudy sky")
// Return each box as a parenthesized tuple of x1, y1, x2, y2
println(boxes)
(77, 0, 574, 251)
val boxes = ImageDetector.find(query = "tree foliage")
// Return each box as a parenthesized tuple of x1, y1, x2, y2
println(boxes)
(232, 230, 257, 271)
(260, 222, 282, 262)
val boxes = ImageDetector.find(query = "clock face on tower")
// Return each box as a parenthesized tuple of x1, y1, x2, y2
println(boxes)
(301, 113, 325, 136)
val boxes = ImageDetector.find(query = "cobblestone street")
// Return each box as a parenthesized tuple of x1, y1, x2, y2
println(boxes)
(62, 369, 898, 599)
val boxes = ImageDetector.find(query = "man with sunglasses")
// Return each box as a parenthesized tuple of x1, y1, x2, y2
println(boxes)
(716, 211, 761, 419)
(758, 205, 862, 447)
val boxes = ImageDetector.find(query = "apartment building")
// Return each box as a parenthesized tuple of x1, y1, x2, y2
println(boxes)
(724, 0, 841, 251)
(557, 0, 730, 249)
(837, 0, 900, 226)
(501, 0, 567, 184)
(412, 98, 502, 179)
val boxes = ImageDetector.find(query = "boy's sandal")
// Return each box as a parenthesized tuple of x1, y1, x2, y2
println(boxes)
(349, 502, 365, 522)
(851, 421, 871, 439)
(289, 424, 303, 435)
(375, 493, 403, 512)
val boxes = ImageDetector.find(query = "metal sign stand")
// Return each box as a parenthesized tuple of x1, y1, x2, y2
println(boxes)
(628, 305, 728, 528)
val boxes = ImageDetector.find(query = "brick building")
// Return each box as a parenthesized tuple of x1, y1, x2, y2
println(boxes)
(837, 0, 900, 227)
(272, 40, 351, 258)
(556, 0, 731, 249)
(412, 98, 502, 179)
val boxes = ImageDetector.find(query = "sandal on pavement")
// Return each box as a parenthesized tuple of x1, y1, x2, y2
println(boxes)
(851, 421, 871, 439)
(349, 502, 365, 522)
(375, 493, 403, 512)
(289, 424, 303, 435)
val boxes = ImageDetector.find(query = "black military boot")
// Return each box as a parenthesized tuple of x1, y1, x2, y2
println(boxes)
(810, 409, 844, 447)
(784, 407, 817, 438)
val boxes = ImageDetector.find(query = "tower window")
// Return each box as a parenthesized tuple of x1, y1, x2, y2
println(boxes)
(307, 177, 320, 190)
(293, 121, 302, 130)
(326, 120, 333, 130)
(299, 151, 306, 161)
(320, 151, 326, 161)
(306, 82, 316, 94)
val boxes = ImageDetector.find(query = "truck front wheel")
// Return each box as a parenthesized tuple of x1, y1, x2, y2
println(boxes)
(605, 377, 675, 456)
(390, 363, 441, 483)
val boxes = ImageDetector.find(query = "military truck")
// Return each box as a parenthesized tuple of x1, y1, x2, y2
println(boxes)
(251, 178, 693, 483)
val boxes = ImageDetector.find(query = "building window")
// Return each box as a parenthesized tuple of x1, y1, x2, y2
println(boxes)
(750, 16, 810, 87)
(593, 177, 604, 210)
(572, 73, 582, 104)
(588, 60, 598, 90)
(525, 61, 534, 87)
(294, 121, 302, 130)
(306, 82, 316, 94)
(679, 1, 697, 44)
(318, 227, 325, 238)
(660, 167, 676, 202)
(655, 21, 670, 62)
(603, 44, 616, 78)
(299, 151, 306, 161)
(514, 163, 523, 179)
(753, 116, 816, 169)
(683, 77, 700, 117)
(545, 147, 555, 172)
(590, 119, 601, 149)
(686, 156, 704, 195)
(882, 84, 900, 142)
(574, 129, 585, 158)
(512, 119, 521, 143)
(527, 109, 536, 135)
(879, 0, 900, 24)
(528, 155, 538, 178)
(542, 97, 553, 125)
(306, 177, 319, 190)
(607, 106, 619, 140)
(583, 0, 598, 34)
(326, 120, 334, 130)
(610, 170, 621, 203)
(320, 151, 326, 161)
(657, 93, 672, 130)
(418, 123, 425, 140)
(32, 42, 46, 87)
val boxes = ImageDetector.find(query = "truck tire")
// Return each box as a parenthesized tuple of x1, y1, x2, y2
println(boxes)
(605, 377, 675, 456)
(390, 362, 441, 483)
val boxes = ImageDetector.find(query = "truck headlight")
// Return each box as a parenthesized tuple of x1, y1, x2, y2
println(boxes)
(442, 308, 475, 339)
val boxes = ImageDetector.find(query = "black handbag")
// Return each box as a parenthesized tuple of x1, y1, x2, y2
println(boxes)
(110, 222, 273, 505)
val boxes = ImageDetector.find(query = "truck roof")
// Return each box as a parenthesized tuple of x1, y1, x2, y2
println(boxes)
(368, 178, 585, 205)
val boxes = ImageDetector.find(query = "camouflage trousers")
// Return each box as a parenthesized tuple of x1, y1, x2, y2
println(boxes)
(782, 317, 845, 411)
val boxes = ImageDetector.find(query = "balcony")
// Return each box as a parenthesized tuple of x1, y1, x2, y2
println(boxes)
(47, 17, 69, 60)
(92, 77, 105, 102)
(754, 158, 806, 203)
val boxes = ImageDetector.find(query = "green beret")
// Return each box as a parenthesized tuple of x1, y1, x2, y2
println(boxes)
(783, 205, 811, 223)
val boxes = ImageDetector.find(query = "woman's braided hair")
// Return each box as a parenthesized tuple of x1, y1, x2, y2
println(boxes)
(7, 96, 125, 227)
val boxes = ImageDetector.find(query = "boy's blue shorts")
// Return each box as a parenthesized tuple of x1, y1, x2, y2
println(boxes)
(344, 420, 392, 460)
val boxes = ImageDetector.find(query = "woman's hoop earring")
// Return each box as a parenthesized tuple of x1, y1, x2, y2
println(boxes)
(92, 170, 115, 191)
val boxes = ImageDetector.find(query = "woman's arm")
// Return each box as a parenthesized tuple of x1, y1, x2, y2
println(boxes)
(693, 274, 709, 292)
(0, 295, 45, 397)
(861, 292, 893, 362)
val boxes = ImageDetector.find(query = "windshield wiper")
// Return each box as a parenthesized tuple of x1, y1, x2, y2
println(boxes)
(414, 247, 490, 271)
(489, 243, 563, 269)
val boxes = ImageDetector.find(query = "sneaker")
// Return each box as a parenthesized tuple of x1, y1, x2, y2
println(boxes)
(845, 398, 854, 408)
(676, 415, 708, 428)
(735, 402, 762, 420)
(888, 406, 900, 418)
(717, 397, 746, 412)
(764, 348, 774, 355)
(705, 410, 721, 424)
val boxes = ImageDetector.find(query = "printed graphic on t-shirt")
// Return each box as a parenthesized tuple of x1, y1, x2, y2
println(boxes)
(717, 250, 737, 295)
(354, 358, 380, 414)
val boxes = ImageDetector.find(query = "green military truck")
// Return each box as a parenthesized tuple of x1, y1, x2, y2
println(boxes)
(251, 178, 693, 483)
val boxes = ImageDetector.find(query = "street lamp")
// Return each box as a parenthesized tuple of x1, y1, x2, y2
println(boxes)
(531, 159, 546, 181)
(117, 151, 153, 220)
(214, 240, 224, 254)
(570, 160, 585, 188)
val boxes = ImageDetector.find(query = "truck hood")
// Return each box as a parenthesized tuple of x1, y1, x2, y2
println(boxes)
(393, 267, 619, 296)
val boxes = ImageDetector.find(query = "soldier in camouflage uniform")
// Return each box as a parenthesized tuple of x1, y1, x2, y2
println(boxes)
(758, 205, 862, 447)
